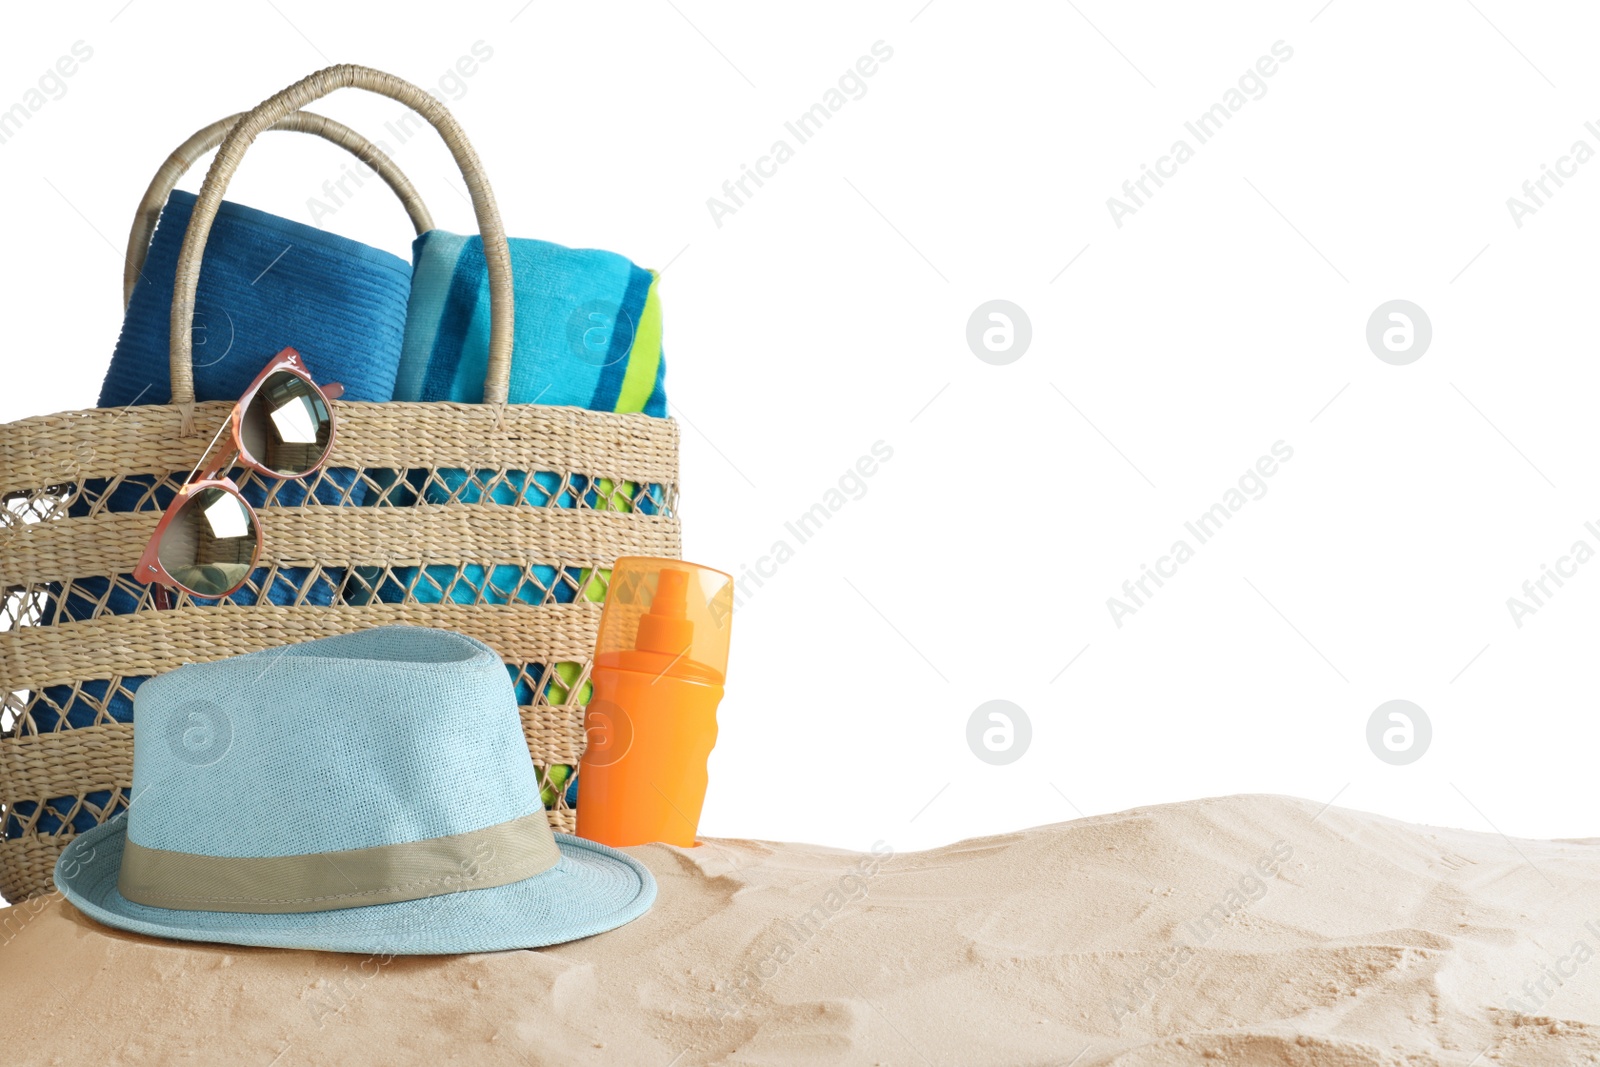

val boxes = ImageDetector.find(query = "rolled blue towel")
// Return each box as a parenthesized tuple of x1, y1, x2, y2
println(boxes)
(103, 190, 412, 408)
(12, 193, 412, 841)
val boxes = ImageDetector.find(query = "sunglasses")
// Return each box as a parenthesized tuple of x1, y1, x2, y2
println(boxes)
(135, 347, 344, 608)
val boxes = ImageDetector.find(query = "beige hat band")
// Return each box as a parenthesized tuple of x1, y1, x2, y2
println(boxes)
(117, 811, 559, 915)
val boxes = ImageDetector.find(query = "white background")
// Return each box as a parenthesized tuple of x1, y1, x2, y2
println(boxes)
(2, 1, 1596, 856)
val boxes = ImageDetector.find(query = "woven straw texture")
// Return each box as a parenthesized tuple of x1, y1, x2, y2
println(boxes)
(0, 65, 681, 903)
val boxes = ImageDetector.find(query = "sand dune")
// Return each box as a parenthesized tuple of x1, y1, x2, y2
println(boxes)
(3, 795, 1597, 1065)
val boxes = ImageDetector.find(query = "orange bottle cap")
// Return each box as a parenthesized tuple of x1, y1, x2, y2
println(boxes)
(595, 558, 733, 683)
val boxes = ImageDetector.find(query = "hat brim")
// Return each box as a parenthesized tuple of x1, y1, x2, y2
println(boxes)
(53, 815, 656, 955)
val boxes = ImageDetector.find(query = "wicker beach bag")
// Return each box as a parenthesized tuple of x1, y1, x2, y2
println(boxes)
(0, 65, 681, 903)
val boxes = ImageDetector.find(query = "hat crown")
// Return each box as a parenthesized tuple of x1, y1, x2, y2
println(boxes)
(126, 626, 542, 858)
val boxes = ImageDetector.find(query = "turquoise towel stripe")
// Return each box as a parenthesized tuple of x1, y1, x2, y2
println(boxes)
(589, 265, 655, 413)
(644, 354, 668, 418)
(421, 243, 491, 403)
(393, 231, 469, 402)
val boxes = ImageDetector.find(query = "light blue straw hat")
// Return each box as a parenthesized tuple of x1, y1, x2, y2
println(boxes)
(54, 625, 655, 954)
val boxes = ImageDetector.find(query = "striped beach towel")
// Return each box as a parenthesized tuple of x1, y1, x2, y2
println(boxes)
(394, 231, 666, 413)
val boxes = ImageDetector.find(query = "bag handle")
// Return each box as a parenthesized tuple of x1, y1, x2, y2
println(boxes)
(169, 65, 515, 406)
(126, 111, 435, 309)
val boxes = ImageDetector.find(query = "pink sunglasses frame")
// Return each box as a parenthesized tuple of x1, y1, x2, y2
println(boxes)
(133, 347, 344, 608)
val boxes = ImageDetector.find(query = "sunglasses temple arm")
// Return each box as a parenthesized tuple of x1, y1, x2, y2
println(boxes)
(322, 382, 345, 401)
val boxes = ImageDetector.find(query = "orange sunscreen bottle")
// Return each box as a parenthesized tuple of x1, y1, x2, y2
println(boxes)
(576, 557, 732, 848)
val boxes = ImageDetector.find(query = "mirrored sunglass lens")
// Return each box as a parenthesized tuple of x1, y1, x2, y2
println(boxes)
(239, 371, 333, 476)
(156, 487, 259, 597)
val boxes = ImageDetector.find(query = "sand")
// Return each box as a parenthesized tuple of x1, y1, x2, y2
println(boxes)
(2, 795, 1598, 1066)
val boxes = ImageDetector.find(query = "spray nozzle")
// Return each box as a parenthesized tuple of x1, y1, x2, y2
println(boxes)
(635, 568, 694, 656)
(595, 558, 733, 682)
